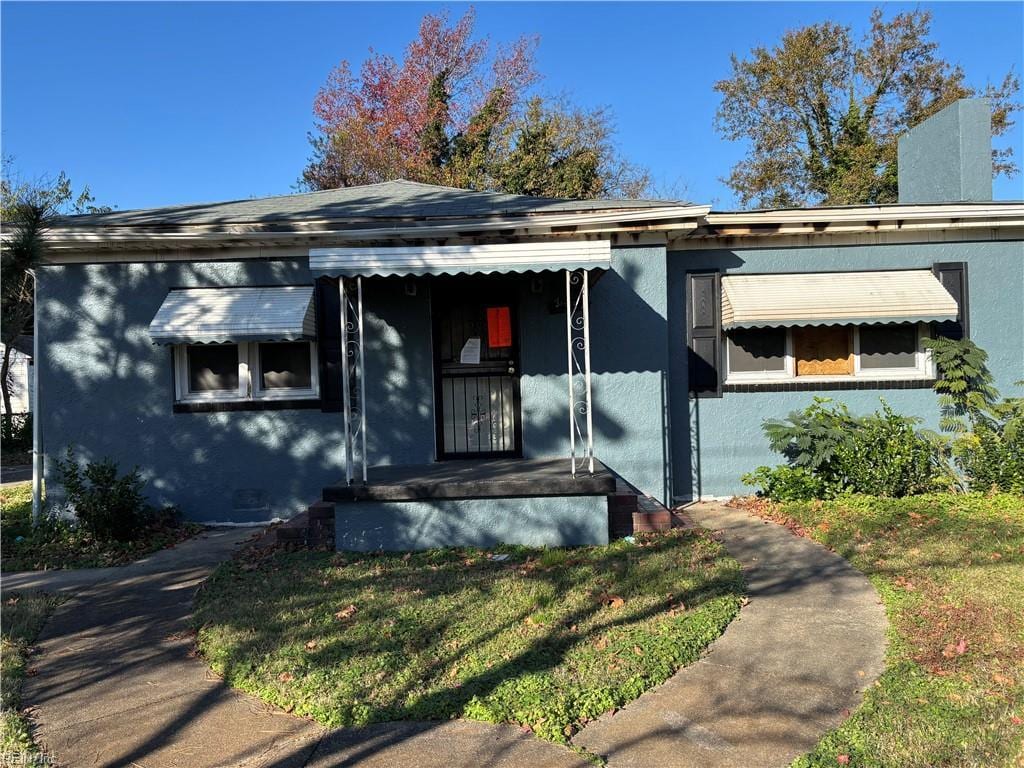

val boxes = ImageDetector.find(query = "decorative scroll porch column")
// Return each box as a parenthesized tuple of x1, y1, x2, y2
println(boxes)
(338, 276, 368, 484)
(565, 269, 595, 477)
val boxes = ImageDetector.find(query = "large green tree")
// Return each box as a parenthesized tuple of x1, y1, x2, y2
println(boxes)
(0, 164, 108, 420)
(301, 8, 649, 199)
(714, 8, 1021, 208)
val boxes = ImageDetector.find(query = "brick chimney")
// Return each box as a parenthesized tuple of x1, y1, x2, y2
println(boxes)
(897, 98, 993, 204)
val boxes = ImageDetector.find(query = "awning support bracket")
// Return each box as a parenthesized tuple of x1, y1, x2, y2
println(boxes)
(339, 276, 368, 485)
(566, 269, 595, 477)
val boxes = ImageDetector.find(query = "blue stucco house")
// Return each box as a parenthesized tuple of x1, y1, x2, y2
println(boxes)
(33, 99, 1023, 549)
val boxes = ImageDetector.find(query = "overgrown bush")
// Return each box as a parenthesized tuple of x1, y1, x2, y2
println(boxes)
(925, 337, 1024, 493)
(746, 339, 1024, 501)
(833, 402, 944, 498)
(949, 395, 1024, 493)
(742, 465, 825, 501)
(745, 398, 943, 500)
(55, 448, 147, 541)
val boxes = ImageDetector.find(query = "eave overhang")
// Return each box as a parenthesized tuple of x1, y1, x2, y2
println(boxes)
(684, 202, 1024, 241)
(37, 205, 710, 256)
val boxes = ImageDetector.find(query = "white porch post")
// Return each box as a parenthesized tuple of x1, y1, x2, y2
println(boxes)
(339, 277, 354, 484)
(356, 276, 368, 483)
(339, 275, 368, 485)
(565, 269, 594, 477)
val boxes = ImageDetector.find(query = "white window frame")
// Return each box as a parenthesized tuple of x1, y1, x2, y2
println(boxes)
(724, 329, 794, 382)
(724, 323, 933, 384)
(252, 341, 320, 400)
(174, 341, 319, 403)
(852, 324, 930, 380)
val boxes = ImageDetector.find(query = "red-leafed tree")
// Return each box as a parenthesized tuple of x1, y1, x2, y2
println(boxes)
(301, 9, 649, 199)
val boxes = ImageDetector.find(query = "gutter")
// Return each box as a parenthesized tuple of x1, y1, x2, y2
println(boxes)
(36, 205, 711, 251)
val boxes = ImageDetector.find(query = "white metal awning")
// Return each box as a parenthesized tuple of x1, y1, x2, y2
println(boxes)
(721, 270, 959, 329)
(309, 241, 612, 278)
(148, 286, 316, 345)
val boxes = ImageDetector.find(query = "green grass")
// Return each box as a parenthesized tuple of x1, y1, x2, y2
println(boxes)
(741, 493, 1024, 768)
(194, 529, 743, 745)
(1, 592, 59, 765)
(1, 482, 203, 571)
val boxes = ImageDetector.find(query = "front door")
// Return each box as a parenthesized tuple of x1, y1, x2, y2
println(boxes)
(432, 280, 522, 459)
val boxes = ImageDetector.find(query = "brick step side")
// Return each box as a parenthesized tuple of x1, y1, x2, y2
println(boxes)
(608, 494, 639, 538)
(306, 501, 336, 548)
(632, 509, 672, 533)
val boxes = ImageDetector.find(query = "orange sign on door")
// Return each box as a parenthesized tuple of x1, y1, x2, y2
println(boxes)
(486, 306, 512, 348)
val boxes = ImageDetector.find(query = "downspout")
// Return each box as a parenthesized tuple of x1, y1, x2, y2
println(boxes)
(27, 268, 41, 527)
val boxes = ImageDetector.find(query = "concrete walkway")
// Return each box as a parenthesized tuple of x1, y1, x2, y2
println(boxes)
(4, 504, 887, 768)
(572, 502, 888, 767)
(6, 528, 586, 768)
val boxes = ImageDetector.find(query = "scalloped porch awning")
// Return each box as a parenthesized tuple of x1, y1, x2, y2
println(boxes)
(721, 269, 960, 329)
(148, 286, 316, 345)
(308, 241, 612, 278)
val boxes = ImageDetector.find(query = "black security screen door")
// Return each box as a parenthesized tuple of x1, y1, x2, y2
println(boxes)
(432, 280, 523, 459)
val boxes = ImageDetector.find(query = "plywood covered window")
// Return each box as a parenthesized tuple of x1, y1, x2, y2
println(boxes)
(793, 327, 853, 376)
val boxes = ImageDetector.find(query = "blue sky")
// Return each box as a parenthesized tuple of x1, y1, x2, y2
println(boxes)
(2, 2, 1022, 211)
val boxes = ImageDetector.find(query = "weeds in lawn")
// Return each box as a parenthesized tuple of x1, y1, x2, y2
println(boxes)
(740, 493, 1024, 768)
(195, 528, 742, 745)
(1, 592, 58, 765)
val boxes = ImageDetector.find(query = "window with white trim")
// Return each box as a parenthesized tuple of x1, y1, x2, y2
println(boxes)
(724, 323, 931, 383)
(174, 341, 319, 403)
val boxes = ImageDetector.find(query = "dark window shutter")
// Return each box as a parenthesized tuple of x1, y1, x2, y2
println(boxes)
(932, 262, 969, 339)
(315, 276, 343, 412)
(686, 271, 722, 397)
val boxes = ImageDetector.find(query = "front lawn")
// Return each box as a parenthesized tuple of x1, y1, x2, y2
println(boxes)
(0, 482, 202, 571)
(1, 592, 59, 765)
(194, 529, 742, 745)
(741, 493, 1024, 768)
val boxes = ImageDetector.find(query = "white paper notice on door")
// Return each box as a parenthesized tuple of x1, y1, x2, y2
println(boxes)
(460, 337, 482, 364)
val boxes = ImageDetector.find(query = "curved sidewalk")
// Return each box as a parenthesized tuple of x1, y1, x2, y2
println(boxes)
(573, 502, 888, 766)
(7, 504, 887, 767)
(8, 528, 586, 768)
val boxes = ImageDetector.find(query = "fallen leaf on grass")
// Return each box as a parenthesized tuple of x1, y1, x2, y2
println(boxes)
(836, 755, 850, 765)
(594, 636, 609, 651)
(595, 592, 625, 609)
(278, 672, 294, 683)
(334, 604, 357, 621)
(305, 640, 318, 651)
(942, 638, 968, 658)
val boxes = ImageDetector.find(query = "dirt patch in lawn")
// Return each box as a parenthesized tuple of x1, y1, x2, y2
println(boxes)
(739, 493, 1024, 768)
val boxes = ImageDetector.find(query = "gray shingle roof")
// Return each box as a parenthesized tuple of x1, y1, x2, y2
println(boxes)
(56, 180, 681, 229)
